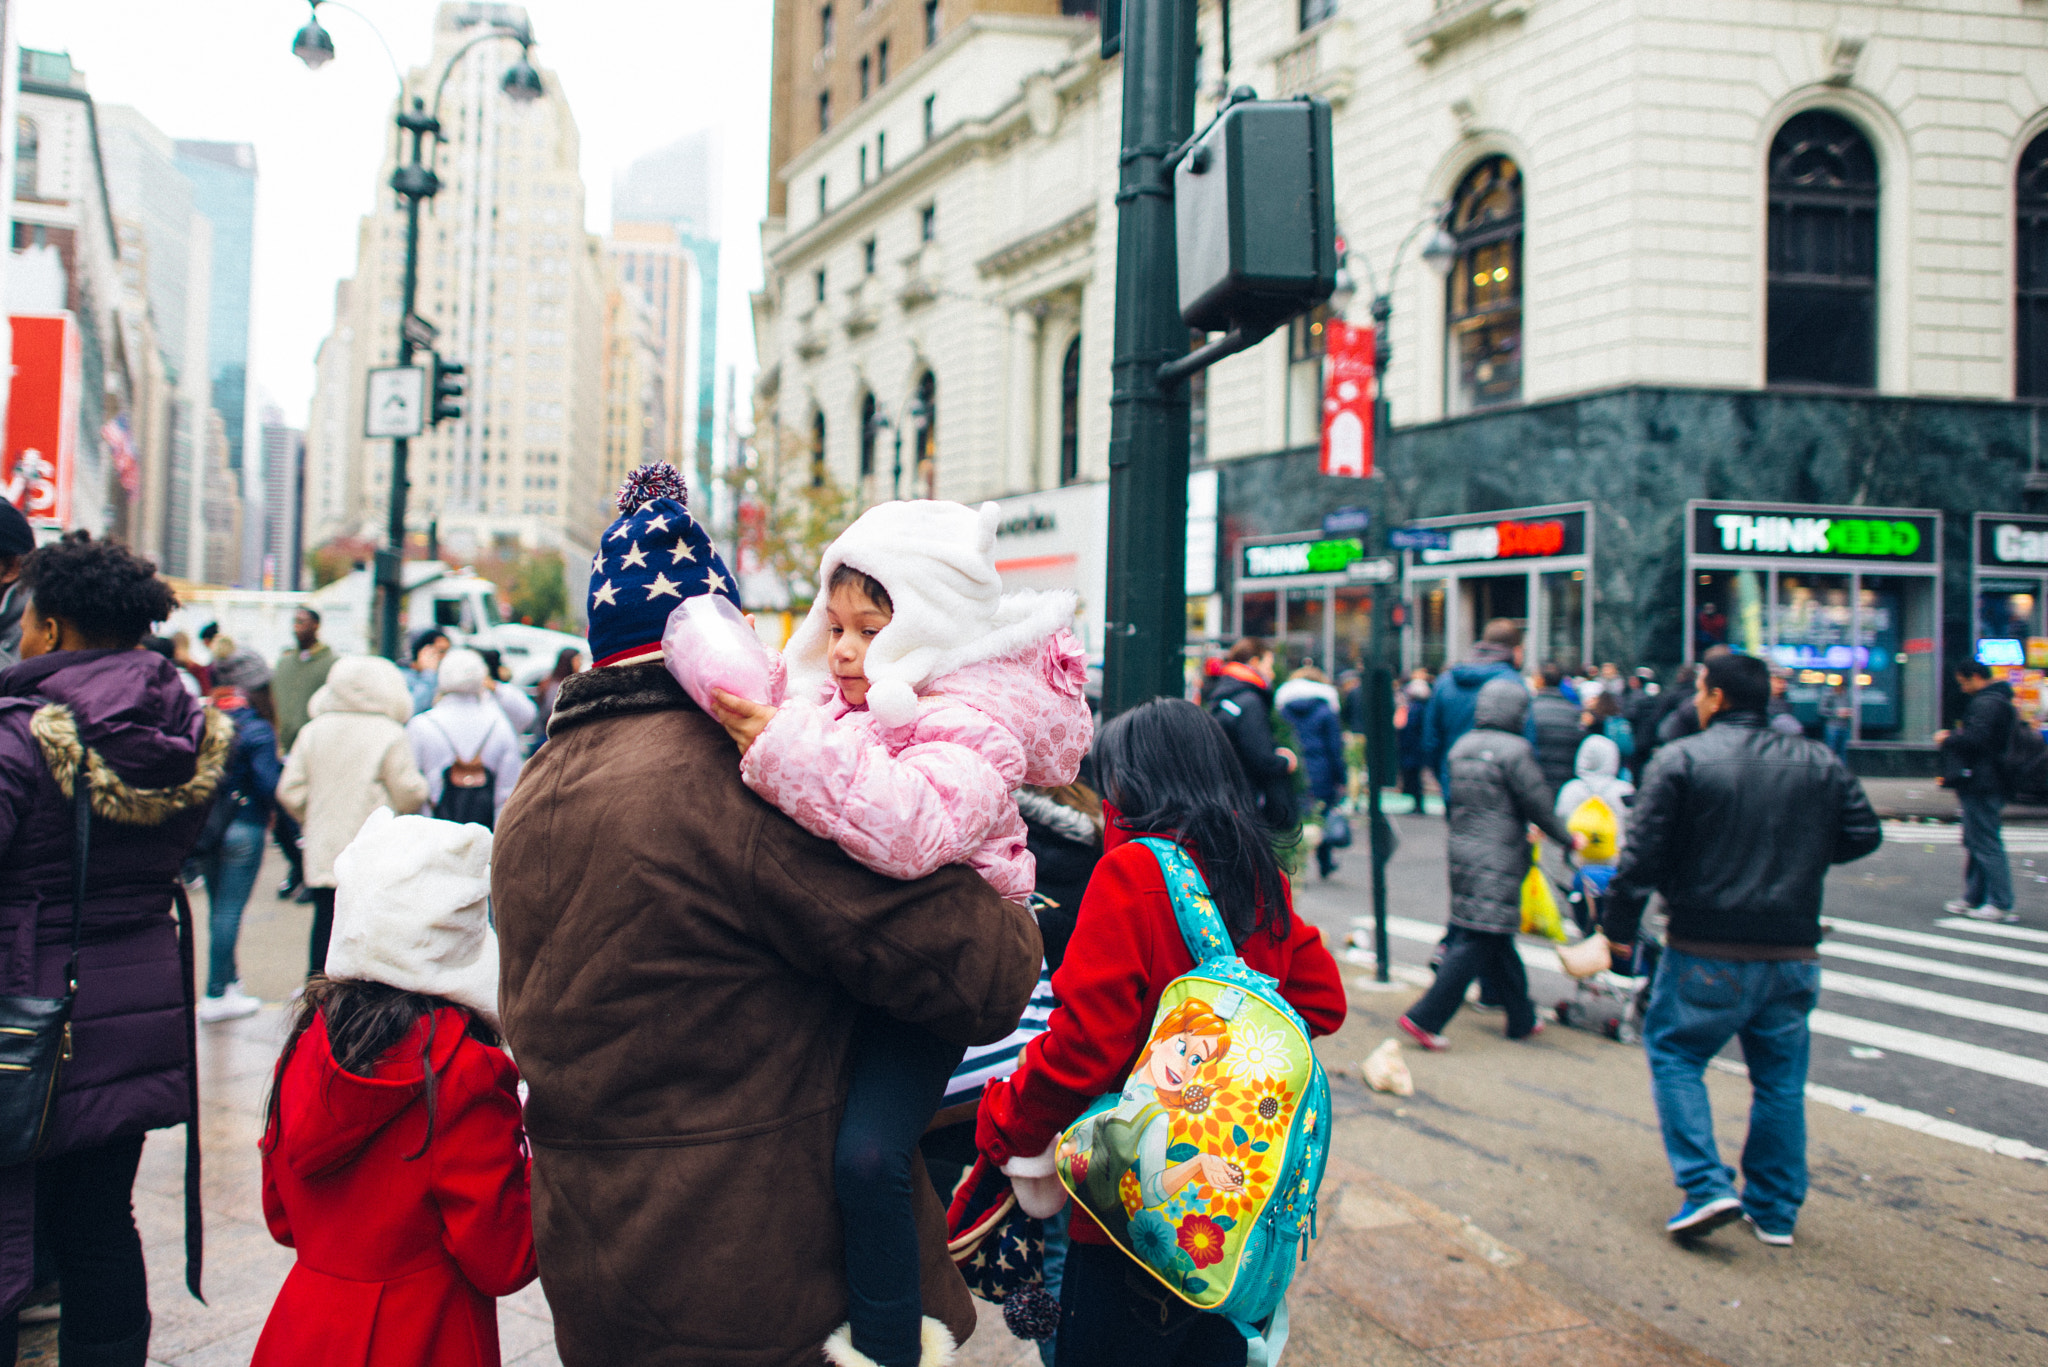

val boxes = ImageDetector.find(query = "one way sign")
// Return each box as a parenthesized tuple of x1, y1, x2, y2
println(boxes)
(365, 366, 427, 439)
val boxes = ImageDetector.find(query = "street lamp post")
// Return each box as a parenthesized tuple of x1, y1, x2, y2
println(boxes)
(292, 0, 543, 659)
(1336, 209, 1456, 980)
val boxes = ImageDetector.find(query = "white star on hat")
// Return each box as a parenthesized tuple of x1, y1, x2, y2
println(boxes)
(591, 552, 605, 574)
(607, 522, 632, 542)
(642, 511, 672, 534)
(703, 569, 728, 594)
(645, 572, 683, 600)
(668, 541, 697, 564)
(620, 542, 649, 570)
(592, 579, 618, 607)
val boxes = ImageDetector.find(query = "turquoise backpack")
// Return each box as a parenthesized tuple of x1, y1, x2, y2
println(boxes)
(1055, 838, 1332, 1367)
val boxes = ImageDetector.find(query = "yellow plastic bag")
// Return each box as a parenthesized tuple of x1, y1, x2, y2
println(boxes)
(1566, 795, 1619, 865)
(1520, 840, 1567, 941)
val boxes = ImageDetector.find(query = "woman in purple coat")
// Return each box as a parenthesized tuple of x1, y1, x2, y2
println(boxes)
(0, 534, 228, 1365)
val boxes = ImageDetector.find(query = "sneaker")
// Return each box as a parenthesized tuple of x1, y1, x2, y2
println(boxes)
(1397, 1015, 1450, 1051)
(196, 983, 262, 1024)
(1745, 1214, 1793, 1247)
(1942, 898, 1976, 916)
(1666, 1194, 1744, 1239)
(1512, 1019, 1546, 1041)
(1965, 905, 2022, 924)
(277, 872, 301, 900)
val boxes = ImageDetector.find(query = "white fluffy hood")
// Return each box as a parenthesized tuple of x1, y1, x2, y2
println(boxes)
(785, 498, 1079, 727)
(309, 655, 415, 727)
(327, 807, 501, 1026)
(1275, 678, 1340, 712)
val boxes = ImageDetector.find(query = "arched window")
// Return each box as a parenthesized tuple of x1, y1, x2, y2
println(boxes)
(810, 409, 827, 488)
(1059, 336, 1082, 485)
(858, 390, 878, 477)
(2018, 130, 2048, 398)
(14, 118, 37, 199)
(912, 370, 937, 497)
(1767, 110, 1878, 389)
(1445, 156, 1522, 413)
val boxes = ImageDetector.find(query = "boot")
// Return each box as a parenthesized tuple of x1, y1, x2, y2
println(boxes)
(60, 1311, 150, 1367)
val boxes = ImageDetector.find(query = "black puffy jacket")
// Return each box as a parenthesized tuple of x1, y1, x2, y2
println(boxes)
(1524, 689, 1583, 794)
(1606, 711, 1881, 948)
(1205, 671, 1298, 829)
(1940, 681, 2015, 798)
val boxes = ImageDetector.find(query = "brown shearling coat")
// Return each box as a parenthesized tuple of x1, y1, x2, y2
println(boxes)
(492, 663, 1042, 1366)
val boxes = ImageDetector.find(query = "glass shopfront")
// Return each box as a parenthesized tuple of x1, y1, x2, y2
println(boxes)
(1972, 513, 2048, 726)
(1401, 503, 1592, 672)
(1686, 501, 1940, 747)
(1233, 533, 1388, 673)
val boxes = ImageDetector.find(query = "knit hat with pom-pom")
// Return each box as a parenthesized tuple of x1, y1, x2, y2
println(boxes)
(586, 463, 739, 667)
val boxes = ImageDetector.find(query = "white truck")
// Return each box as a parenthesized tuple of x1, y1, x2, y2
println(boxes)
(162, 561, 588, 688)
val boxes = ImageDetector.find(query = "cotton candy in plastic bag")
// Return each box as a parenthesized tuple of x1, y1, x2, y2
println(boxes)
(662, 595, 787, 714)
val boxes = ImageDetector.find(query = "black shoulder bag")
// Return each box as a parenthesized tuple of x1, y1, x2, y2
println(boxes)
(0, 774, 90, 1168)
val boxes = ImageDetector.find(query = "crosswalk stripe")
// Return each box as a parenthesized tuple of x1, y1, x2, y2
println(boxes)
(1809, 1010, 2048, 1089)
(1818, 969, 2048, 1037)
(1933, 917, 2048, 945)
(1881, 821, 2048, 849)
(1825, 916, 2048, 969)
(1822, 939, 2048, 997)
(1707, 1059, 2048, 1164)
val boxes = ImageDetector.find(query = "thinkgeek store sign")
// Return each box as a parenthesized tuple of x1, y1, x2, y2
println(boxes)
(1692, 506, 1937, 564)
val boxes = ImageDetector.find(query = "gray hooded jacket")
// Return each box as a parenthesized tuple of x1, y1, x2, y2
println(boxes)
(1445, 677, 1574, 932)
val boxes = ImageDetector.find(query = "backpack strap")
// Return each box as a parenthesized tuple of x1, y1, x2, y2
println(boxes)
(1133, 837, 1234, 966)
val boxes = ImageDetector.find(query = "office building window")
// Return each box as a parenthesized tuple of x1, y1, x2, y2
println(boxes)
(1060, 336, 1083, 484)
(859, 145, 868, 184)
(14, 118, 36, 198)
(1445, 154, 1523, 412)
(925, 0, 940, 47)
(821, 3, 835, 51)
(921, 203, 937, 242)
(878, 39, 890, 85)
(863, 237, 877, 274)
(814, 268, 827, 304)
(818, 89, 832, 134)
(1767, 110, 1878, 389)
(877, 130, 886, 174)
(811, 410, 828, 487)
(859, 54, 871, 100)
(817, 174, 828, 216)
(2020, 129, 2048, 398)
(859, 391, 878, 477)
(1300, 0, 1337, 28)
(914, 370, 937, 496)
(923, 94, 937, 143)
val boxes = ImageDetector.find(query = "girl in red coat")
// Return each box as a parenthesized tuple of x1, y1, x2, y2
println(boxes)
(253, 808, 537, 1367)
(978, 698, 1347, 1367)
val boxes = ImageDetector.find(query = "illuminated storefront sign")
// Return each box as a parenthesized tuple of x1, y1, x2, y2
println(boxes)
(1979, 516, 2048, 568)
(1692, 506, 1937, 564)
(1241, 536, 1364, 579)
(1416, 510, 1585, 564)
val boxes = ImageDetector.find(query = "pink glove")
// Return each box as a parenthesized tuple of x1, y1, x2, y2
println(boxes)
(662, 596, 786, 715)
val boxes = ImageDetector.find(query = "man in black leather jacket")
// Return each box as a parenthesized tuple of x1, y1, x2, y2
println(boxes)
(1600, 652, 1880, 1247)
(1937, 661, 2017, 923)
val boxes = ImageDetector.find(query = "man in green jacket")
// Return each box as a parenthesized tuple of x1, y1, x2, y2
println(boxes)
(270, 607, 335, 898)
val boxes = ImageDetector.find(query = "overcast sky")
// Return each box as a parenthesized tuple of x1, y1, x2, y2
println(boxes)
(19, 0, 772, 428)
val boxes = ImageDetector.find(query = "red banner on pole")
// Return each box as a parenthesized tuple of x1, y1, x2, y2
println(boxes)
(4, 314, 82, 529)
(1320, 318, 1376, 479)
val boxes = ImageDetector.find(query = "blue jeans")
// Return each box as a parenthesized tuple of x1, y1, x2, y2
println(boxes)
(1642, 947, 1820, 1234)
(1959, 791, 2012, 912)
(199, 817, 265, 996)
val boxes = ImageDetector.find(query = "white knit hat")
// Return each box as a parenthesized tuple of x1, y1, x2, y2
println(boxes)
(435, 648, 490, 697)
(327, 807, 501, 1026)
(785, 500, 1078, 727)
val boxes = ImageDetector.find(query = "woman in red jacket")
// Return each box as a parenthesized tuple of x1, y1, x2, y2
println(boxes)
(253, 809, 536, 1367)
(978, 699, 1346, 1367)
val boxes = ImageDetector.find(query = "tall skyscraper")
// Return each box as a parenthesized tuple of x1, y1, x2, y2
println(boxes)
(614, 131, 721, 487)
(259, 405, 303, 590)
(305, 2, 604, 560)
(605, 221, 698, 487)
(174, 138, 259, 584)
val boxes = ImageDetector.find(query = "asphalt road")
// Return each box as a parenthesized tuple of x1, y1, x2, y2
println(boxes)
(1296, 807, 2048, 1157)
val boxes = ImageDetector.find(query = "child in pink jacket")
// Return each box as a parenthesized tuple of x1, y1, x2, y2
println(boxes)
(679, 498, 1090, 1367)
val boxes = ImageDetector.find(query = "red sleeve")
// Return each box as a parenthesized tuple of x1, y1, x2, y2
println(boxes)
(430, 1041, 539, 1299)
(978, 842, 1166, 1165)
(1276, 898, 1348, 1038)
(259, 1146, 293, 1249)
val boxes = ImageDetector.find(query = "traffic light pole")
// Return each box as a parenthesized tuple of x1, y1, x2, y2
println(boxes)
(1101, 0, 1196, 717)
(1366, 293, 1398, 983)
(381, 99, 439, 663)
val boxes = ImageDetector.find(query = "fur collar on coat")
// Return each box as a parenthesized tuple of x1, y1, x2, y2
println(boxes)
(32, 703, 233, 826)
(546, 661, 693, 738)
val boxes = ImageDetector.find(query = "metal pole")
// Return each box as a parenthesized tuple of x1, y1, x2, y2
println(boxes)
(1101, 0, 1196, 717)
(381, 99, 438, 661)
(1367, 291, 1397, 981)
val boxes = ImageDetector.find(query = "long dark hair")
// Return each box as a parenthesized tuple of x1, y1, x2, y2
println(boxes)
(262, 975, 501, 1163)
(1092, 698, 1293, 942)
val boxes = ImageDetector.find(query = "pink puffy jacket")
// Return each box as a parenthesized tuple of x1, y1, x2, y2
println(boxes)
(740, 631, 1092, 901)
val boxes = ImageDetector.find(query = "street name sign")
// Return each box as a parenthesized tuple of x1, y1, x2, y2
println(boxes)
(365, 366, 426, 439)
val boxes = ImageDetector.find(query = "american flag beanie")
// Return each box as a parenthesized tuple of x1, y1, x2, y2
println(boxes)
(586, 463, 740, 667)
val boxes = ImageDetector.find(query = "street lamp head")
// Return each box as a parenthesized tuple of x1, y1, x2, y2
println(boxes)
(292, 9, 336, 70)
(1327, 264, 1358, 318)
(501, 50, 544, 104)
(1420, 221, 1459, 279)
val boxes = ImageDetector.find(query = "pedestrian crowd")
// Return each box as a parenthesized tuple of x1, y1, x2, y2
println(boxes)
(0, 472, 2037, 1367)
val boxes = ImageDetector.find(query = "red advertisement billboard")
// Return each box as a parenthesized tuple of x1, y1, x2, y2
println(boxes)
(1320, 318, 1376, 479)
(3, 314, 81, 530)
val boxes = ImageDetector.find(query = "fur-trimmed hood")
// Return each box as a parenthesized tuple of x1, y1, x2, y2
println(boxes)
(0, 647, 228, 825)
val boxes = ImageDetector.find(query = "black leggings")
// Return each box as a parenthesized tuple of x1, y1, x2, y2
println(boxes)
(835, 1009, 965, 1367)
(308, 887, 336, 975)
(0, 1136, 151, 1363)
(1408, 925, 1537, 1038)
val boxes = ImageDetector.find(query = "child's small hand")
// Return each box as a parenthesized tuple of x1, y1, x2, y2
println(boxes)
(710, 690, 777, 755)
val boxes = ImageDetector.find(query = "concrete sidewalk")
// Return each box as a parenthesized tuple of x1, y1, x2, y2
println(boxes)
(1857, 777, 2048, 822)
